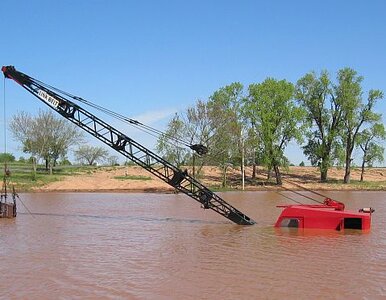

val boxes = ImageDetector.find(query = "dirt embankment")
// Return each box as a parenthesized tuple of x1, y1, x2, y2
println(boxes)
(34, 165, 386, 193)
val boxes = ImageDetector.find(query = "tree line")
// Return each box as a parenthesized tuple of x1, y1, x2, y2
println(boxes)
(157, 68, 385, 186)
(4, 67, 384, 186)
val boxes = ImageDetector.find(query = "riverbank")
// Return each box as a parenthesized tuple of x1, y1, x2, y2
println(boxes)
(28, 165, 386, 193)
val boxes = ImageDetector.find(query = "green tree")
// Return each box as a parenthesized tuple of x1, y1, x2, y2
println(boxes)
(207, 82, 245, 187)
(58, 158, 72, 166)
(0, 153, 15, 163)
(357, 123, 385, 181)
(74, 145, 109, 165)
(244, 127, 261, 179)
(296, 71, 344, 182)
(336, 68, 384, 183)
(244, 78, 305, 185)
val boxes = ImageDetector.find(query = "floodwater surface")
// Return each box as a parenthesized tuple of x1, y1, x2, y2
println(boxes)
(1, 191, 385, 299)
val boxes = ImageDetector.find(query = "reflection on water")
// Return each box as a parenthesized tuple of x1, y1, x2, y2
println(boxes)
(1, 191, 385, 299)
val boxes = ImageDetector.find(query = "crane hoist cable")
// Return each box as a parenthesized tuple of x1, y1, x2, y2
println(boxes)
(30, 76, 208, 156)
(259, 169, 330, 205)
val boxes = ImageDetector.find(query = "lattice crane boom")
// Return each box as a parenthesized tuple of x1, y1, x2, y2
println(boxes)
(2, 66, 255, 225)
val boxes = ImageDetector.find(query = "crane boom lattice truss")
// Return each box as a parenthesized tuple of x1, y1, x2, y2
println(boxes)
(2, 66, 255, 225)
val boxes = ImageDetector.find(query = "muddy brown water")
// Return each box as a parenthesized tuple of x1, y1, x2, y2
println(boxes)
(1, 191, 385, 299)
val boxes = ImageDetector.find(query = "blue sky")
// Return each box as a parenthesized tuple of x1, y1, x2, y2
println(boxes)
(1, 0, 385, 165)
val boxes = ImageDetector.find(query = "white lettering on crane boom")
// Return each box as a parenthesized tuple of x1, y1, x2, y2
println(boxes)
(38, 90, 60, 108)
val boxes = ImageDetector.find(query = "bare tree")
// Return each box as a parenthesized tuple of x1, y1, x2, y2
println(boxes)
(74, 145, 109, 165)
(357, 123, 385, 181)
(10, 110, 83, 174)
(156, 99, 217, 177)
(106, 155, 119, 166)
(156, 114, 190, 167)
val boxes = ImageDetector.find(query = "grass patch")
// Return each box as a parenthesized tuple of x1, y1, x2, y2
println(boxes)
(2, 162, 101, 191)
(114, 175, 152, 181)
(326, 179, 386, 190)
(207, 185, 237, 192)
(6, 172, 63, 191)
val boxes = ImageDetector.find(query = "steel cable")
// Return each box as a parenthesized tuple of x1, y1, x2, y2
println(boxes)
(30, 76, 193, 148)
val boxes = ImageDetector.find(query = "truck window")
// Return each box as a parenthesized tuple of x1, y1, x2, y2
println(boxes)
(280, 218, 299, 228)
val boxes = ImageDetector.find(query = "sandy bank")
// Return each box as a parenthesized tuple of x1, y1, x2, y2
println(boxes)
(31, 165, 386, 193)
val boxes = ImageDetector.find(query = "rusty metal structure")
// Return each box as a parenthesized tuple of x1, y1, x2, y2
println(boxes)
(1, 164, 17, 218)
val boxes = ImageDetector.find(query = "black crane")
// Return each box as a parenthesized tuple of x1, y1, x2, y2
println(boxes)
(2, 66, 255, 225)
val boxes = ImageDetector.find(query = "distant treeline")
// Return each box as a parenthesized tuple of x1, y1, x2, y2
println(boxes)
(3, 68, 384, 188)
